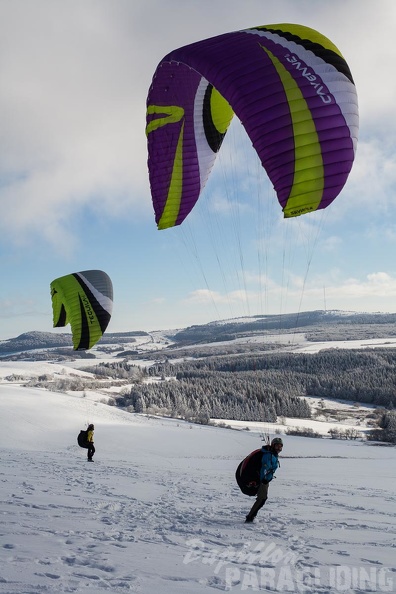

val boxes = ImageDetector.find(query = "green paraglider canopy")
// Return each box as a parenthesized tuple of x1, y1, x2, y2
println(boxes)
(50, 270, 113, 350)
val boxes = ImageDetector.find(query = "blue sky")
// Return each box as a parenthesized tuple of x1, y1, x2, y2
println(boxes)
(1, 0, 396, 340)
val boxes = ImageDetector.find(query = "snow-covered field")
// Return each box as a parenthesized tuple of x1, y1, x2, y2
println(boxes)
(0, 355, 395, 593)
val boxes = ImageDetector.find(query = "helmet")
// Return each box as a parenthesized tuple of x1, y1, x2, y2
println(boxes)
(271, 437, 283, 447)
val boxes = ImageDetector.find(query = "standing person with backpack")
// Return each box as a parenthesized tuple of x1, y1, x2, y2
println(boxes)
(87, 424, 95, 462)
(245, 437, 283, 523)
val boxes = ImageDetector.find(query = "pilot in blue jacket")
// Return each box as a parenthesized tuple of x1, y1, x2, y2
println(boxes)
(245, 437, 283, 523)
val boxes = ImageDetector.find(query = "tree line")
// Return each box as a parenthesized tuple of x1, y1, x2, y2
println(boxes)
(145, 348, 396, 408)
(116, 348, 396, 441)
(77, 348, 396, 426)
(115, 370, 311, 423)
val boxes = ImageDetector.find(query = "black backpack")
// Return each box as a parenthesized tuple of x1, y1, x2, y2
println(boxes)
(235, 448, 263, 496)
(77, 429, 89, 449)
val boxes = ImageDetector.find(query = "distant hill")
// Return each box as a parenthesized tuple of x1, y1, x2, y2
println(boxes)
(0, 330, 150, 357)
(2, 310, 396, 358)
(172, 310, 396, 345)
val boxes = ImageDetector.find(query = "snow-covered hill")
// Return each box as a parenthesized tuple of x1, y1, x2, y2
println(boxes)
(0, 366, 395, 593)
(3, 309, 396, 359)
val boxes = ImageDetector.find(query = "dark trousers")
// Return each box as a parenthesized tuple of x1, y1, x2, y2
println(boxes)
(87, 444, 95, 460)
(247, 481, 269, 518)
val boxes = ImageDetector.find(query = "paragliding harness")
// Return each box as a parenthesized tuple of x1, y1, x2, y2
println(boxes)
(77, 429, 89, 449)
(235, 448, 264, 496)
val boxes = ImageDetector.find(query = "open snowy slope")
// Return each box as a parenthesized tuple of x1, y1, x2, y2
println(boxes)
(0, 382, 395, 594)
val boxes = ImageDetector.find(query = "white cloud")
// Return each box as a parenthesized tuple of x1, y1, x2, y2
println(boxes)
(0, 1, 152, 248)
(184, 270, 396, 316)
(149, 297, 166, 305)
(0, 296, 46, 319)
